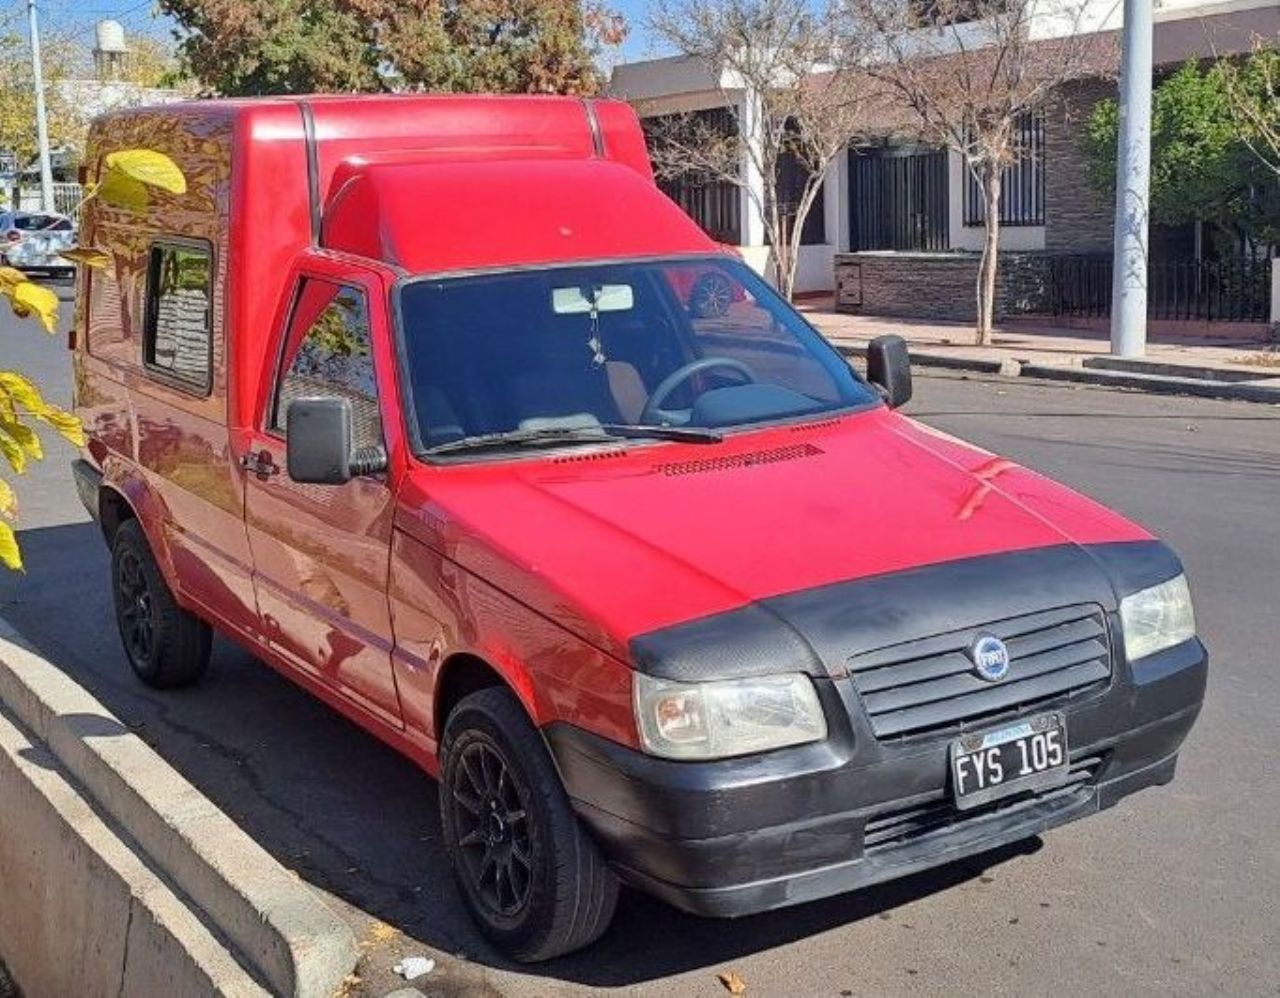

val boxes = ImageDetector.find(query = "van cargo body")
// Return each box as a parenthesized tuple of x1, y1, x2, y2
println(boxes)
(71, 94, 1205, 960)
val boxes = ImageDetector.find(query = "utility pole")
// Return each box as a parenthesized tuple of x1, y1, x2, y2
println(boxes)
(26, 0, 56, 214)
(1109, 0, 1154, 357)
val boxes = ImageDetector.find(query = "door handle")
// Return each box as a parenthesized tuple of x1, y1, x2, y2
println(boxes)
(239, 449, 280, 479)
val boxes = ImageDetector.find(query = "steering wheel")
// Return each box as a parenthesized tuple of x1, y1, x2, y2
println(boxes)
(640, 357, 757, 425)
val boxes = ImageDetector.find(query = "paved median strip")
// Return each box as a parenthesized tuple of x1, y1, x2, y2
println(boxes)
(0, 617, 359, 998)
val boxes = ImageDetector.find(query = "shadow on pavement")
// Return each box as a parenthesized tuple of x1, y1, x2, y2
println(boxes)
(1, 520, 1040, 987)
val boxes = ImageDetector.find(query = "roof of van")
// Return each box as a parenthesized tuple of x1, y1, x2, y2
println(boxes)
(322, 157, 719, 274)
(95, 92, 710, 273)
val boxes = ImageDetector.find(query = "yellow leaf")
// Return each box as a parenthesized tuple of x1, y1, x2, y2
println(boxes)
(0, 372, 45, 412)
(61, 246, 112, 269)
(0, 477, 15, 519)
(0, 520, 21, 571)
(40, 406, 85, 447)
(0, 267, 26, 293)
(11, 281, 59, 333)
(103, 149, 187, 196)
(0, 426, 26, 474)
(1, 419, 42, 461)
(98, 169, 150, 211)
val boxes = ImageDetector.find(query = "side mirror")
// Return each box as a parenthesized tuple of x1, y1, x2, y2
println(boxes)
(866, 334, 912, 409)
(286, 397, 387, 484)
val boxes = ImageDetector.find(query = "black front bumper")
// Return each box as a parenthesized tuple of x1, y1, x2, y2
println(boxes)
(548, 635, 1206, 918)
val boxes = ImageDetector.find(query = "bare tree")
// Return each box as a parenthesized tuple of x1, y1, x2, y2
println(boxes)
(645, 0, 871, 300)
(1219, 34, 1280, 178)
(842, 0, 1112, 344)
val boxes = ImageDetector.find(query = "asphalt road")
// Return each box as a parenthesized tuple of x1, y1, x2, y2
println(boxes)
(2, 296, 1278, 997)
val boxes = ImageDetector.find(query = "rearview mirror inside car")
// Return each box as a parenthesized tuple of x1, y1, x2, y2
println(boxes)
(552, 284, 634, 315)
(866, 335, 912, 409)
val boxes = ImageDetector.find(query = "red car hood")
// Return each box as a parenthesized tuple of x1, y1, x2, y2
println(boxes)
(399, 407, 1149, 658)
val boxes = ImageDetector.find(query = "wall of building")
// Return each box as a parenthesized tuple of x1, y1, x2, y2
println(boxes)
(834, 251, 1051, 322)
(1044, 77, 1116, 254)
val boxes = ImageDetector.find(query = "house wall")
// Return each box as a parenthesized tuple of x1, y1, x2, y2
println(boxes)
(833, 251, 1050, 321)
(1044, 77, 1118, 254)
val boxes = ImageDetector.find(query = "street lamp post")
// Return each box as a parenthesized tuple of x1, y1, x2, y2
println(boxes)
(1109, 0, 1155, 357)
(26, 0, 56, 214)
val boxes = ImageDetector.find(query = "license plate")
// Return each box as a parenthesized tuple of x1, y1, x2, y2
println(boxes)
(950, 712, 1068, 810)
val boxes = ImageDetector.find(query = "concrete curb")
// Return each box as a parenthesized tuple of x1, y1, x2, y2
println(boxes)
(835, 344, 1280, 403)
(1018, 363, 1280, 403)
(0, 703, 266, 997)
(0, 618, 360, 998)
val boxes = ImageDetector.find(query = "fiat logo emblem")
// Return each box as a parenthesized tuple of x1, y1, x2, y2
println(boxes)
(970, 634, 1011, 682)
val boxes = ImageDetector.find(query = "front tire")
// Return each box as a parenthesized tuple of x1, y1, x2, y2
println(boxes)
(111, 518, 211, 688)
(440, 687, 619, 962)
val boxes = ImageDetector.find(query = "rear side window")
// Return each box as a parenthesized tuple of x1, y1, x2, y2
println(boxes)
(271, 279, 381, 449)
(144, 242, 213, 394)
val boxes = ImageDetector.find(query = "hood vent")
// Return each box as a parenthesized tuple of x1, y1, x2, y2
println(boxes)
(551, 448, 628, 464)
(657, 442, 823, 477)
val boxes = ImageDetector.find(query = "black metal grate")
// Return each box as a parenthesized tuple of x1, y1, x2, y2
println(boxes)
(849, 146, 950, 252)
(1046, 253, 1274, 322)
(655, 443, 823, 477)
(962, 110, 1045, 228)
(849, 605, 1111, 740)
(863, 755, 1104, 852)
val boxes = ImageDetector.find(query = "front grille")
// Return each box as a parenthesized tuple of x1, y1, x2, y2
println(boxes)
(849, 604, 1112, 740)
(863, 755, 1104, 852)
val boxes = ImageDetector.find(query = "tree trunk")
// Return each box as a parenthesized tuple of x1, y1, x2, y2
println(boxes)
(770, 198, 794, 301)
(976, 165, 1003, 346)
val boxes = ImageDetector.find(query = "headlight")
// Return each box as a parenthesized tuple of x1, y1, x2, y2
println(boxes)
(633, 672, 827, 760)
(1119, 574, 1196, 662)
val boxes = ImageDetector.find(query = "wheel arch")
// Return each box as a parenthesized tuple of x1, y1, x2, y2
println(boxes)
(97, 467, 179, 588)
(433, 650, 545, 750)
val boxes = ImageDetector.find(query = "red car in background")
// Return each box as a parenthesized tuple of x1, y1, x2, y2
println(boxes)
(71, 95, 1205, 962)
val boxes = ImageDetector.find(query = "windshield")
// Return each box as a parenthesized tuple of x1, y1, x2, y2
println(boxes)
(396, 257, 879, 453)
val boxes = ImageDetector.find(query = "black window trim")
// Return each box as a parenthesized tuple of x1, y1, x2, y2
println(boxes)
(142, 236, 216, 398)
(267, 275, 380, 443)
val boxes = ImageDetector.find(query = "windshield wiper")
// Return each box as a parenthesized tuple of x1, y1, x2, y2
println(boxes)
(423, 423, 721, 457)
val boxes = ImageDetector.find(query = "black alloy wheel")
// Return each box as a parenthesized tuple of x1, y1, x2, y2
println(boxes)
(440, 687, 618, 961)
(115, 544, 155, 667)
(450, 738, 535, 917)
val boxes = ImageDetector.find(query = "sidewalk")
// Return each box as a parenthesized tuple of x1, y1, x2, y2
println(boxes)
(799, 299, 1280, 403)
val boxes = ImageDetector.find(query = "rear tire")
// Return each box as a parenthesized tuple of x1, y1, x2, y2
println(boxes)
(111, 518, 211, 688)
(440, 687, 619, 962)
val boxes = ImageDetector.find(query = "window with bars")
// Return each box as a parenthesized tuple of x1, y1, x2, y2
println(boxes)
(646, 108, 743, 245)
(963, 111, 1045, 227)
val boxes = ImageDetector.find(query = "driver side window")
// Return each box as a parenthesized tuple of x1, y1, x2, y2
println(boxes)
(271, 279, 382, 449)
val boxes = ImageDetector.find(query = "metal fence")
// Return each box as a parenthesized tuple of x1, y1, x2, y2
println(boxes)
(6, 182, 84, 224)
(1047, 253, 1274, 322)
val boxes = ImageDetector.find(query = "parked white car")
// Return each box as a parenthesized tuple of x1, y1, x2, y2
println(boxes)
(0, 211, 75, 277)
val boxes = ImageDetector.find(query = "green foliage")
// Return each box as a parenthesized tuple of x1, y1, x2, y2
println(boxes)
(158, 0, 626, 97)
(1085, 57, 1280, 246)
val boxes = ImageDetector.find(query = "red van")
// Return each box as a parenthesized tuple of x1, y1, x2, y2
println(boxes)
(70, 95, 1205, 961)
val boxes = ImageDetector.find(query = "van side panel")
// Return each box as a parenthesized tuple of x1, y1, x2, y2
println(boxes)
(79, 108, 259, 641)
(228, 106, 313, 433)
